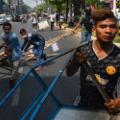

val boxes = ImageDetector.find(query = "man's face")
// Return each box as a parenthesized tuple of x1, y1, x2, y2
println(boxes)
(93, 18, 118, 43)
(3, 25, 11, 33)
(20, 31, 27, 39)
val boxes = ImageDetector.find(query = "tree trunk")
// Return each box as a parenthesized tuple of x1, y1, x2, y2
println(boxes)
(65, 0, 69, 23)
(72, 0, 85, 22)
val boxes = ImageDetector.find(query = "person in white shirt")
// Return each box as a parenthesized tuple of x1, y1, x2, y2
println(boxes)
(59, 14, 64, 29)
(32, 15, 39, 32)
(49, 13, 55, 31)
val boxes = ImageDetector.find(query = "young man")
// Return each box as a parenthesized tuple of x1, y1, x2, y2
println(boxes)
(49, 13, 55, 31)
(20, 28, 46, 65)
(32, 15, 38, 28)
(80, 8, 93, 43)
(0, 22, 22, 88)
(66, 9, 120, 112)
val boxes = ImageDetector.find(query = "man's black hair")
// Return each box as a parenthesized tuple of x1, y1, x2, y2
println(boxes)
(92, 9, 117, 25)
(3, 22, 12, 29)
(20, 28, 27, 34)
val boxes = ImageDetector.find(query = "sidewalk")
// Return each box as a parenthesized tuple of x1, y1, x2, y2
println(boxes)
(61, 23, 80, 38)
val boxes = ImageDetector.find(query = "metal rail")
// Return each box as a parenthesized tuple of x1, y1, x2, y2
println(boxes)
(0, 41, 116, 119)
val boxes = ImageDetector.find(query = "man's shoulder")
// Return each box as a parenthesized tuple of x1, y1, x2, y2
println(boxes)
(114, 45, 120, 56)
(10, 32, 17, 38)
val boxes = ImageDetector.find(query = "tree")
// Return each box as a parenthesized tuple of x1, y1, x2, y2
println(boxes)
(85, 0, 97, 4)
(72, 0, 84, 22)
(34, 3, 47, 14)
(48, 0, 66, 13)
(85, 0, 107, 9)
(117, 1, 120, 8)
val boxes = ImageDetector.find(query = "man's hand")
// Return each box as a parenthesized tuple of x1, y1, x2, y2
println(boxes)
(4, 48, 12, 56)
(104, 98, 120, 113)
(0, 43, 6, 49)
(74, 50, 86, 63)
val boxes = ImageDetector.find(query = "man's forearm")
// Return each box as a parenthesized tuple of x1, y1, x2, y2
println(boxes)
(0, 43, 5, 49)
(66, 58, 80, 76)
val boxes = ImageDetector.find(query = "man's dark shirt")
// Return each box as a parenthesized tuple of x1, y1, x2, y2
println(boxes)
(80, 15, 93, 32)
(66, 41, 120, 109)
(21, 33, 45, 52)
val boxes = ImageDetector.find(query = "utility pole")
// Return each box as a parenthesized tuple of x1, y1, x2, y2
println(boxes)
(65, 0, 69, 23)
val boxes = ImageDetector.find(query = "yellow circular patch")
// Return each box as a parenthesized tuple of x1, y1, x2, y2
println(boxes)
(105, 65, 116, 75)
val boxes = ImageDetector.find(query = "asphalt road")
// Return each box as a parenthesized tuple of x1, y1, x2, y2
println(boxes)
(0, 21, 81, 120)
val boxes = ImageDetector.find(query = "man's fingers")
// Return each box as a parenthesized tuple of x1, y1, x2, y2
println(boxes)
(74, 51, 86, 62)
(104, 99, 119, 112)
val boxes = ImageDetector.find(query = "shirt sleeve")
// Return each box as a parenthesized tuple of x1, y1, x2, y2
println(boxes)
(66, 55, 80, 77)
(8, 35, 18, 49)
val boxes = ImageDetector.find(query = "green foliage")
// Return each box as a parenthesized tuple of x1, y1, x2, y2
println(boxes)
(48, 0, 66, 13)
(114, 36, 120, 43)
(34, 3, 47, 14)
(85, 0, 97, 4)
(117, 1, 120, 8)
(85, 0, 106, 9)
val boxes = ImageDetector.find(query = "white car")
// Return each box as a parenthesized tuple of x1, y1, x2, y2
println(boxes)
(5, 15, 12, 22)
(0, 16, 6, 25)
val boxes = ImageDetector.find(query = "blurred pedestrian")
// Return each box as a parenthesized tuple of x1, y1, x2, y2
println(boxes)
(55, 13, 60, 26)
(49, 13, 55, 31)
(80, 6, 93, 43)
(59, 14, 64, 29)
(0, 22, 22, 88)
(32, 15, 39, 33)
(20, 28, 46, 66)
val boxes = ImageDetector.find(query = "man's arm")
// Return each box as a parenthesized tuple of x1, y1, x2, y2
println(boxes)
(80, 17, 85, 26)
(66, 54, 80, 77)
(104, 98, 120, 112)
(0, 43, 5, 49)
(105, 77, 120, 112)
(8, 34, 19, 49)
(21, 39, 31, 52)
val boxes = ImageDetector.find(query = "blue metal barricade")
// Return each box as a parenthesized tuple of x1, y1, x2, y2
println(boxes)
(0, 47, 77, 120)
(0, 45, 119, 120)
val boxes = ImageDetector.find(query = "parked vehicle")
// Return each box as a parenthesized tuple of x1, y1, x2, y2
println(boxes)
(5, 15, 12, 22)
(12, 15, 21, 22)
(0, 14, 6, 25)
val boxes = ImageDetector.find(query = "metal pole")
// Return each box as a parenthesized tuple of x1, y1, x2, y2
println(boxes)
(65, 0, 69, 23)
